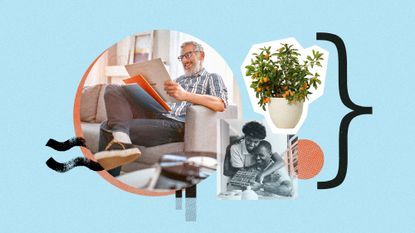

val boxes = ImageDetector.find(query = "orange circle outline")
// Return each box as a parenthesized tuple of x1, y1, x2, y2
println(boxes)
(73, 52, 174, 196)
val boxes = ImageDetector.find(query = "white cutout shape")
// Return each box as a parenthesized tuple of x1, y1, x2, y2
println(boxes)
(241, 37, 329, 134)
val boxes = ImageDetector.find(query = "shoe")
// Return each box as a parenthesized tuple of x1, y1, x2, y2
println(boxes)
(94, 139, 141, 171)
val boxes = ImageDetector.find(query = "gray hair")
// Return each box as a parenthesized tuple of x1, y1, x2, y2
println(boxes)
(180, 41, 204, 52)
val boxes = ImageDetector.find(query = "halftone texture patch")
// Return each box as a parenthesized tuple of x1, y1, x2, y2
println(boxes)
(298, 139, 324, 179)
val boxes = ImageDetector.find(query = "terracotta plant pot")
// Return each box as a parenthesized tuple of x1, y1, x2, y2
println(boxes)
(268, 97, 303, 128)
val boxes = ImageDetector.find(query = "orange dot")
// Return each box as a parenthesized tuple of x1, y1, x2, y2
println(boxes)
(297, 139, 324, 179)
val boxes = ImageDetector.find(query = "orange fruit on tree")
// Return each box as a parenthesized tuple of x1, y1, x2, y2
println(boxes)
(265, 97, 270, 103)
(283, 90, 290, 97)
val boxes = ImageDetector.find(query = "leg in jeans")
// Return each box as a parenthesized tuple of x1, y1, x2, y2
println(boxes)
(99, 85, 184, 176)
(128, 117, 184, 147)
(99, 118, 184, 176)
(103, 84, 154, 134)
(100, 117, 185, 149)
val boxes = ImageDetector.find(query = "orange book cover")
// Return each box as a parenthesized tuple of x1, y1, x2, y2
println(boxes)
(123, 75, 172, 111)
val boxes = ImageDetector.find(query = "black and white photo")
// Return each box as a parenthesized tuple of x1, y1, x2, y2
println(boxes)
(217, 119, 298, 200)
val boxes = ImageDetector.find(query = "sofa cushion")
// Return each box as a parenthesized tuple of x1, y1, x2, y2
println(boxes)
(80, 84, 103, 122)
(80, 122, 101, 154)
(95, 84, 108, 123)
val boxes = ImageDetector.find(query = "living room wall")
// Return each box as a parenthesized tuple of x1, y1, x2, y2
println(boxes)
(83, 30, 241, 109)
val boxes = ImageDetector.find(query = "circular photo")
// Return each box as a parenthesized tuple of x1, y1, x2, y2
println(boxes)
(74, 29, 241, 195)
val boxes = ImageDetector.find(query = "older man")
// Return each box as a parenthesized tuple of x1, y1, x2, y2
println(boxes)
(252, 140, 292, 196)
(96, 41, 228, 176)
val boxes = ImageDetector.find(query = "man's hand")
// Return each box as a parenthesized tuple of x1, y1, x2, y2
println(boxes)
(164, 80, 225, 112)
(250, 181, 263, 191)
(164, 80, 189, 101)
(258, 173, 265, 184)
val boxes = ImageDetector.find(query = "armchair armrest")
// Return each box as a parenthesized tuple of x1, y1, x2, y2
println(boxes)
(184, 105, 238, 153)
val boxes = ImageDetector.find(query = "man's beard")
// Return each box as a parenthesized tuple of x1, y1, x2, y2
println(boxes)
(184, 59, 202, 76)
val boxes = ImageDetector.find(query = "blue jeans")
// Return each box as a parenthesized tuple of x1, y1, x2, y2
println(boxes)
(98, 85, 185, 176)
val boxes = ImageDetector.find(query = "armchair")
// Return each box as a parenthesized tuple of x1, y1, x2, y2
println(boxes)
(80, 84, 238, 173)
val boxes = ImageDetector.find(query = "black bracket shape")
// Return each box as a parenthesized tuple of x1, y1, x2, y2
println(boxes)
(316, 32, 373, 189)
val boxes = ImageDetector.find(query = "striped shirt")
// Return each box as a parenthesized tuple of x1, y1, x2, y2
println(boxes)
(163, 68, 228, 122)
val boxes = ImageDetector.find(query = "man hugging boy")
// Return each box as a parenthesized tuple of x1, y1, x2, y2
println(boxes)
(252, 140, 293, 197)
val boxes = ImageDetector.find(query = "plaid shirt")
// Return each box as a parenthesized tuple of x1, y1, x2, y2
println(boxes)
(163, 68, 228, 122)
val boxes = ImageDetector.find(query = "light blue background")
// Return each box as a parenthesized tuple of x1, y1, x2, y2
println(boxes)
(1, 0, 413, 232)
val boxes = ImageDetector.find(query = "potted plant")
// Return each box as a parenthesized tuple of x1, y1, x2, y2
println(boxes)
(245, 43, 324, 128)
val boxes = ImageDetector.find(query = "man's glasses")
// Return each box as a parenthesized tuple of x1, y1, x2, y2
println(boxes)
(177, 51, 199, 61)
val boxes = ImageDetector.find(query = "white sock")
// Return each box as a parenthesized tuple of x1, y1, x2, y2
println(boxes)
(113, 131, 132, 144)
